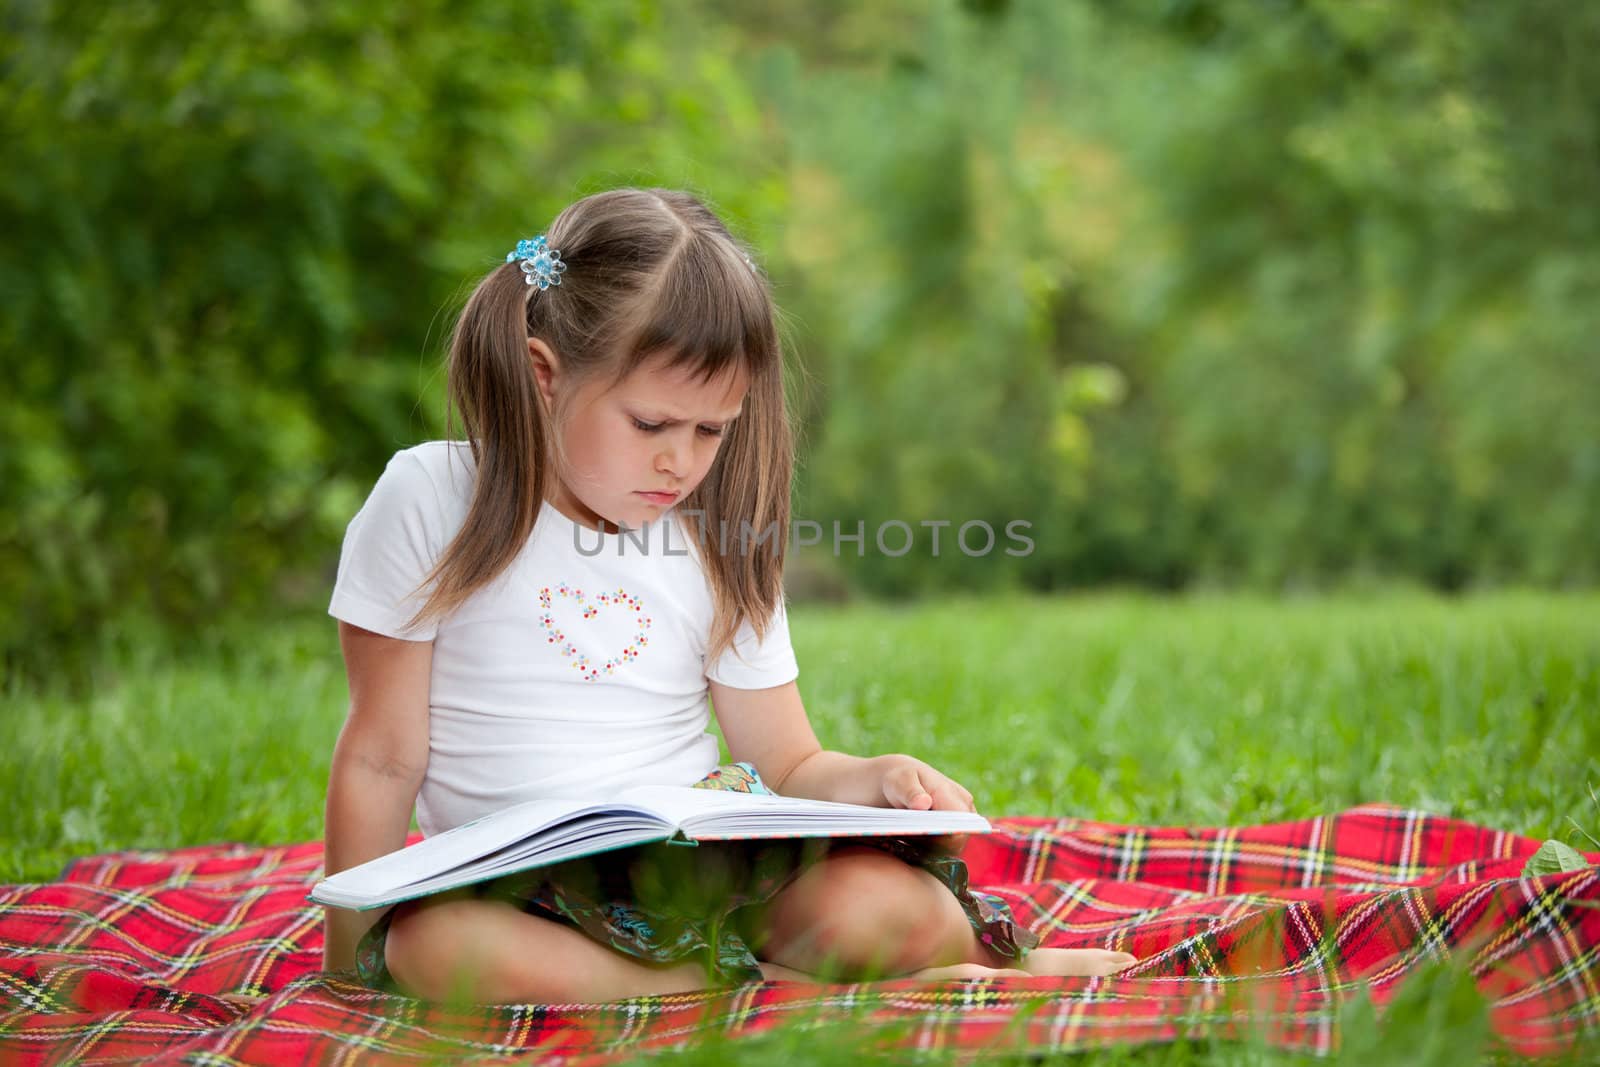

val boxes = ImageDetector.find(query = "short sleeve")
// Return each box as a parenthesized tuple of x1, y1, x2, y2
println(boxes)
(705, 599, 800, 689)
(328, 450, 452, 641)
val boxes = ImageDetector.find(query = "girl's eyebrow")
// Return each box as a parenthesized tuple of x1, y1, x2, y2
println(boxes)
(633, 406, 744, 423)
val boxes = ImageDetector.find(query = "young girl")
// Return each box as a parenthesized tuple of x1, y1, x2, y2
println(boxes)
(322, 187, 1136, 1002)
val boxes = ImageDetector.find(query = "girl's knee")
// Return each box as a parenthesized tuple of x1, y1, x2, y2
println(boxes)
(385, 895, 481, 1001)
(385, 892, 541, 1003)
(761, 847, 959, 975)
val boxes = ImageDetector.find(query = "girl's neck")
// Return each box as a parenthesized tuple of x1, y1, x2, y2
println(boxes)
(543, 488, 626, 536)
(544, 499, 617, 534)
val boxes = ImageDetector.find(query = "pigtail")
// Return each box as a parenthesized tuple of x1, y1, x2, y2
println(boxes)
(406, 267, 551, 629)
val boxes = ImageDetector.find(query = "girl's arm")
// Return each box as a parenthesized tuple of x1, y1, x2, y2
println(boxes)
(709, 680, 975, 812)
(322, 621, 433, 973)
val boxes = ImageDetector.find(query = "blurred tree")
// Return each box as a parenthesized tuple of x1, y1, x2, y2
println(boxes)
(0, 0, 788, 676)
(2, 0, 1596, 674)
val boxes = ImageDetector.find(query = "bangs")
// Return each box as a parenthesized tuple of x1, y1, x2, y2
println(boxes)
(618, 234, 776, 384)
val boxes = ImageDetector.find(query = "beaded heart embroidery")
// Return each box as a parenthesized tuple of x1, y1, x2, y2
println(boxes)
(537, 583, 653, 682)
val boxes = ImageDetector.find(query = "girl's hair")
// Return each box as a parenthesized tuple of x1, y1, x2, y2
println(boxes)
(408, 187, 793, 667)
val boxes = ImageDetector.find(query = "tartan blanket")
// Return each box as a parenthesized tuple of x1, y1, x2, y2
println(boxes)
(1, 806, 1595, 1064)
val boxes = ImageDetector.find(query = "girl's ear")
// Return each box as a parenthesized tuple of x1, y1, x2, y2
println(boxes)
(528, 337, 562, 412)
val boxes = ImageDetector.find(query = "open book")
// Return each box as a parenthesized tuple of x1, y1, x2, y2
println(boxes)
(312, 785, 991, 911)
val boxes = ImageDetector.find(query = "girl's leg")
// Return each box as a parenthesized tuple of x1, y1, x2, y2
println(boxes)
(383, 888, 710, 1004)
(751, 846, 1135, 980)
(383, 854, 1136, 1004)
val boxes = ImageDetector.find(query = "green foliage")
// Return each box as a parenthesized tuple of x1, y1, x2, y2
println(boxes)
(0, 0, 785, 676)
(1522, 839, 1589, 878)
(776, 0, 1600, 595)
(1335, 961, 1491, 1066)
(5, 591, 1597, 882)
(3, 1, 1598, 671)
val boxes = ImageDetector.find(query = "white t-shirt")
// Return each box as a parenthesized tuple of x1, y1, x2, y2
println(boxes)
(328, 441, 800, 837)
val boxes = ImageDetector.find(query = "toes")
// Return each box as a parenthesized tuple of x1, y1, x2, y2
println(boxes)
(1086, 950, 1138, 976)
(1019, 947, 1140, 977)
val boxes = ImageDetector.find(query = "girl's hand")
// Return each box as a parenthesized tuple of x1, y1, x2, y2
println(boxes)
(878, 754, 976, 812)
(879, 754, 976, 856)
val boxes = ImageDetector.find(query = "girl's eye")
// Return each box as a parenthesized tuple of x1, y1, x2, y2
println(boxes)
(631, 417, 725, 438)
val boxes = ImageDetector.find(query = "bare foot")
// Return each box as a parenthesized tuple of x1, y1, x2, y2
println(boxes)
(760, 960, 1031, 982)
(908, 962, 1031, 981)
(755, 953, 1136, 985)
(1018, 948, 1138, 977)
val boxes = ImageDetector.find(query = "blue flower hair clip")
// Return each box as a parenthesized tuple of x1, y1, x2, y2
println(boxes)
(506, 235, 567, 290)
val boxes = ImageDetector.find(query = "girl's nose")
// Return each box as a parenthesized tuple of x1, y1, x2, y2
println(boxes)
(655, 445, 685, 478)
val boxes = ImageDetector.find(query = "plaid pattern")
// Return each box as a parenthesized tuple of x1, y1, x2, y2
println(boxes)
(1, 806, 1595, 1064)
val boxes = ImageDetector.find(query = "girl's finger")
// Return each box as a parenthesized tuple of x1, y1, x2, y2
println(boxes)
(920, 768, 976, 812)
(928, 781, 969, 811)
(885, 762, 933, 809)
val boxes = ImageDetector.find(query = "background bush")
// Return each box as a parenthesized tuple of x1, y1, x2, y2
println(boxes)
(3, 0, 1596, 676)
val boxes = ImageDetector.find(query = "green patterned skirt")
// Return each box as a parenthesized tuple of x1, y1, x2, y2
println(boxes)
(355, 763, 1038, 991)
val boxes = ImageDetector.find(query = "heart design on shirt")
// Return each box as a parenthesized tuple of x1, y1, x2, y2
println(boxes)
(537, 583, 653, 682)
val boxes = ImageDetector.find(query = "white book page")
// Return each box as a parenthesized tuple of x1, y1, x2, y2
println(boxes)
(320, 821, 675, 910)
(313, 796, 670, 904)
(616, 785, 991, 840)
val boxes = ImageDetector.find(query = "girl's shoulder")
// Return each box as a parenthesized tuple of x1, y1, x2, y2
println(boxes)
(390, 437, 476, 477)
(375, 440, 477, 506)
(331, 441, 476, 639)
(348, 440, 477, 552)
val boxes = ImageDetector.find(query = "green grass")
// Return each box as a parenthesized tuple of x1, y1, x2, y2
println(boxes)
(3, 590, 1598, 1064)
(4, 590, 1597, 882)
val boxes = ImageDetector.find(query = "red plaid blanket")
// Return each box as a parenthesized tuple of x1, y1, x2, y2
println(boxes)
(1, 806, 1595, 1064)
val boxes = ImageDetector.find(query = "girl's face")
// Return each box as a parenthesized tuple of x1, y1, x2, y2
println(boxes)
(533, 342, 749, 533)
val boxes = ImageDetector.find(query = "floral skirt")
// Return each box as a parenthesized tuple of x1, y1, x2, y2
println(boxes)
(354, 763, 1039, 991)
